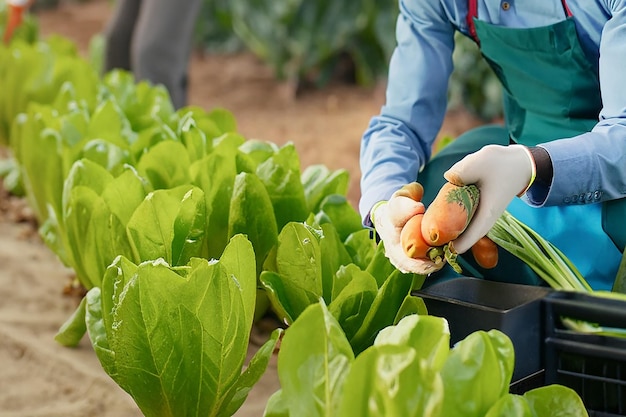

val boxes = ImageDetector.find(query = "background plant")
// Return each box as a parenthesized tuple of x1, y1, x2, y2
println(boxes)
(192, 0, 502, 111)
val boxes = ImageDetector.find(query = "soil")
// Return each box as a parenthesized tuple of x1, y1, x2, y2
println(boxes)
(0, 1, 484, 415)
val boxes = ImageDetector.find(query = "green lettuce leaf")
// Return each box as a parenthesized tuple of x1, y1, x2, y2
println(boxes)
(485, 394, 533, 417)
(328, 265, 378, 341)
(524, 385, 589, 417)
(318, 223, 353, 302)
(255, 142, 308, 230)
(338, 344, 444, 417)
(343, 229, 376, 270)
(136, 140, 192, 190)
(277, 301, 354, 417)
(314, 194, 364, 242)
(86, 235, 270, 417)
(228, 172, 278, 274)
(260, 222, 323, 324)
(349, 270, 415, 355)
(54, 295, 88, 347)
(439, 329, 515, 417)
(62, 160, 147, 289)
(190, 145, 238, 260)
(300, 164, 350, 213)
(374, 314, 450, 371)
(126, 184, 206, 265)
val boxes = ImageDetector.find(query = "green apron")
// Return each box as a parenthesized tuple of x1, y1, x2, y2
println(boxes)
(420, 0, 624, 290)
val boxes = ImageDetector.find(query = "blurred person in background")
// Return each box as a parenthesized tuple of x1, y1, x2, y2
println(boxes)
(3, 0, 32, 43)
(360, 0, 626, 291)
(102, 0, 202, 109)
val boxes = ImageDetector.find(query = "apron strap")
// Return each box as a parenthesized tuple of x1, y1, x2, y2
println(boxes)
(466, 0, 573, 44)
(561, 0, 573, 17)
(466, 0, 479, 44)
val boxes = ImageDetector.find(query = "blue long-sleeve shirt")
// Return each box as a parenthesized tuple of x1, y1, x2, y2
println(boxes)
(359, 0, 626, 221)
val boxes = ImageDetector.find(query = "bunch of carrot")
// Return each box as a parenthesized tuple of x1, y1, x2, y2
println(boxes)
(398, 181, 499, 270)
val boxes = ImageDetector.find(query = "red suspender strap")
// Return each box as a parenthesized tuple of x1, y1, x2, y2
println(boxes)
(466, 0, 479, 43)
(466, 0, 571, 44)
(561, 0, 573, 17)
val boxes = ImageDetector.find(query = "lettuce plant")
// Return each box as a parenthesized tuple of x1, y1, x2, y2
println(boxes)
(84, 235, 282, 417)
(265, 301, 589, 417)
(260, 216, 427, 355)
(0, 35, 99, 145)
(11, 92, 159, 265)
(54, 121, 356, 345)
(62, 159, 149, 289)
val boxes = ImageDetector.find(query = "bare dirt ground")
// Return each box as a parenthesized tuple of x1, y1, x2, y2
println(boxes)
(0, 1, 484, 415)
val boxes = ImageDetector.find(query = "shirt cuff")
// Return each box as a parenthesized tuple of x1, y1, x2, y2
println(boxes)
(525, 146, 553, 205)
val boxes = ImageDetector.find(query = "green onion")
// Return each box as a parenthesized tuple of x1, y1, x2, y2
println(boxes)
(488, 211, 626, 338)
(561, 317, 626, 338)
(488, 211, 592, 292)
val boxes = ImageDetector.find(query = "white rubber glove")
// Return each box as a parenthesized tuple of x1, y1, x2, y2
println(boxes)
(445, 144, 535, 254)
(371, 190, 443, 275)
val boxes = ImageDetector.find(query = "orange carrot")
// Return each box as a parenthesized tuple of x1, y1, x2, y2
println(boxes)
(421, 182, 479, 246)
(471, 236, 499, 269)
(400, 214, 432, 259)
(393, 182, 424, 202)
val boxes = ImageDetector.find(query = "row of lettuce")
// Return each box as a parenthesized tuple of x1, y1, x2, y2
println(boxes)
(0, 17, 588, 417)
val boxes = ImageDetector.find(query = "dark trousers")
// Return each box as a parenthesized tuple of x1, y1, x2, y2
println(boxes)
(103, 0, 203, 109)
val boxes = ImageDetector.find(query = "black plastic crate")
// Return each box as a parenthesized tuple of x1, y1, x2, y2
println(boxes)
(544, 291, 626, 416)
(413, 277, 551, 388)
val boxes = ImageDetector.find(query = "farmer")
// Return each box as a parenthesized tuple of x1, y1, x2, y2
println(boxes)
(102, 0, 202, 109)
(2, 0, 31, 44)
(361, 0, 626, 291)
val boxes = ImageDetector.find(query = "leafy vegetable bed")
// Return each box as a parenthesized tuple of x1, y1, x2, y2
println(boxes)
(0, 9, 592, 417)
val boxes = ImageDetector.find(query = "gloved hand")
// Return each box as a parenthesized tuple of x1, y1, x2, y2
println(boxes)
(371, 186, 444, 275)
(445, 144, 535, 254)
